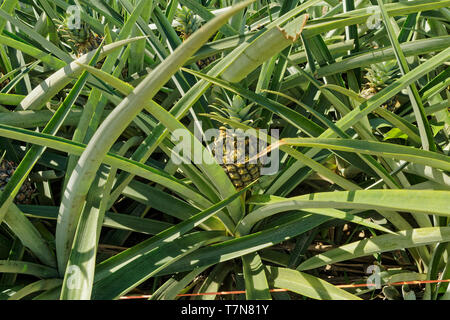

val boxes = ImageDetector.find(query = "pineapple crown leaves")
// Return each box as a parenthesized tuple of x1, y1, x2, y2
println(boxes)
(55, 17, 91, 42)
(54, 7, 102, 42)
(54, 15, 103, 57)
(364, 60, 401, 89)
(175, 6, 201, 39)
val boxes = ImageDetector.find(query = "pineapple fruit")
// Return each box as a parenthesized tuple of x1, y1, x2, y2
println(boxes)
(56, 18, 103, 57)
(175, 6, 201, 41)
(360, 60, 401, 112)
(0, 159, 35, 204)
(211, 96, 262, 189)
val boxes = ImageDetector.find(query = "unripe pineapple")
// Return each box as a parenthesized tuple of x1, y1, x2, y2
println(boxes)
(175, 6, 201, 41)
(56, 18, 103, 57)
(360, 60, 401, 112)
(211, 96, 262, 189)
(0, 159, 35, 204)
(214, 127, 262, 189)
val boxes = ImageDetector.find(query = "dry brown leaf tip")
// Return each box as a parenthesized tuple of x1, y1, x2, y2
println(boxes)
(277, 14, 309, 42)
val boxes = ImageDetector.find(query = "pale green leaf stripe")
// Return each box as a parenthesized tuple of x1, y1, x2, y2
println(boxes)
(151, 266, 210, 300)
(374, 107, 421, 145)
(92, 232, 226, 300)
(351, 0, 450, 17)
(65, 136, 189, 299)
(0, 109, 112, 129)
(32, 287, 62, 300)
(194, 262, 232, 300)
(60, 167, 252, 298)
(266, 266, 361, 300)
(7, 279, 62, 300)
(75, 63, 134, 95)
(17, 37, 145, 111)
(0, 260, 59, 279)
(0, 92, 24, 105)
(0, 47, 99, 224)
(19, 204, 173, 235)
(0, 124, 212, 210)
(185, 33, 256, 65)
(298, 226, 450, 271)
(0, 34, 65, 69)
(236, 205, 393, 237)
(60, 167, 110, 300)
(3, 204, 56, 268)
(92, 183, 254, 287)
(0, 8, 71, 63)
(154, 214, 331, 277)
(57, 1, 256, 277)
(281, 147, 360, 191)
(249, 190, 450, 217)
(242, 252, 272, 300)
(401, 161, 450, 187)
(281, 138, 450, 171)
(126, 0, 153, 75)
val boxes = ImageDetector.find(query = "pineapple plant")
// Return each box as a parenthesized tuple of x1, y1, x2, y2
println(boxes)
(175, 6, 216, 69)
(360, 60, 401, 112)
(1, 0, 449, 302)
(175, 6, 201, 41)
(210, 95, 263, 189)
(0, 159, 35, 204)
(55, 18, 103, 57)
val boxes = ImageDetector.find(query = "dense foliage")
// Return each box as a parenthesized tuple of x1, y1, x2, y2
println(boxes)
(0, 0, 449, 300)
